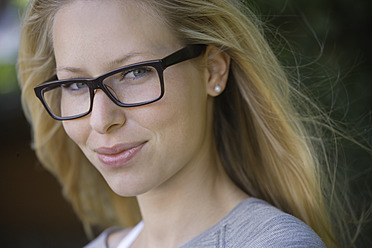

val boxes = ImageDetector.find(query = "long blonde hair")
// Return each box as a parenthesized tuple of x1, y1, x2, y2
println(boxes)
(18, 0, 351, 246)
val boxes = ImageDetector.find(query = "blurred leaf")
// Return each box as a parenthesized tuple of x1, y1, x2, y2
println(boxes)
(0, 64, 18, 94)
(11, 0, 28, 9)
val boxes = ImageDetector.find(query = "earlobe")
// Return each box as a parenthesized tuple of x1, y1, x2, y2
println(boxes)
(205, 46, 231, 97)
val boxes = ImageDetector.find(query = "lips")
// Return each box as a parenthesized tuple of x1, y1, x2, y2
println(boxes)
(95, 142, 146, 168)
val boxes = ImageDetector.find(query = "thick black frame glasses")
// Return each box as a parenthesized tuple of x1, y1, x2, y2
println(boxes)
(34, 44, 206, 121)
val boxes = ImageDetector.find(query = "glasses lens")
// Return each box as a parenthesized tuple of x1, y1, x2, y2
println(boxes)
(43, 81, 91, 119)
(102, 65, 161, 105)
(41, 65, 162, 119)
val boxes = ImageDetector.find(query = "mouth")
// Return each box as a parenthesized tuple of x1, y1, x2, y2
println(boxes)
(95, 142, 146, 168)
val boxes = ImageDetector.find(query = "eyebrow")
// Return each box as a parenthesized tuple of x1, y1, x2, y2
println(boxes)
(56, 51, 149, 75)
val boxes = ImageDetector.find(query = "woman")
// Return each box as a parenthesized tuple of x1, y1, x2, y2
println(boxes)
(18, 0, 348, 247)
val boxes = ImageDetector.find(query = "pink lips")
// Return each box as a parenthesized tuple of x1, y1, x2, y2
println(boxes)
(95, 142, 145, 168)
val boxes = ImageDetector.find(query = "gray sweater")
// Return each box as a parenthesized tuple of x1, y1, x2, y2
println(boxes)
(85, 198, 326, 247)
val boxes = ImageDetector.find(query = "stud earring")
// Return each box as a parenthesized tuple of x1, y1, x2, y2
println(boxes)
(214, 86, 222, 93)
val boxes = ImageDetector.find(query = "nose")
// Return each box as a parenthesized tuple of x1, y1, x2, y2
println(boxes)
(89, 90, 126, 134)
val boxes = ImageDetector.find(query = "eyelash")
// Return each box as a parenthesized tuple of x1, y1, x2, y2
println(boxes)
(121, 67, 153, 81)
(62, 82, 87, 90)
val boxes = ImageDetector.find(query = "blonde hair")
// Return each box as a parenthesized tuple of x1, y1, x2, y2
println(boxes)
(18, 0, 352, 246)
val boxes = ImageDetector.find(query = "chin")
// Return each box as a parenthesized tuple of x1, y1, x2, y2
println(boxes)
(105, 177, 154, 198)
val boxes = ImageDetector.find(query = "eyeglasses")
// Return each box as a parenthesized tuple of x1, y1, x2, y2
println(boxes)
(34, 44, 206, 121)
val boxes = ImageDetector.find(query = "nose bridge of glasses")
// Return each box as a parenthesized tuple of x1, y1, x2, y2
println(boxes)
(90, 75, 119, 105)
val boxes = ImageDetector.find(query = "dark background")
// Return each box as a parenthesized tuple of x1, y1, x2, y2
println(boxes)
(0, 0, 371, 247)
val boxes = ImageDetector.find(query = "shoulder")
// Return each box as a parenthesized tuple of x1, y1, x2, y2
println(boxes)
(228, 198, 326, 247)
(182, 198, 326, 248)
(83, 227, 129, 248)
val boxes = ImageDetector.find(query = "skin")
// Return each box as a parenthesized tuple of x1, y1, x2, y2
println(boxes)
(53, 0, 248, 247)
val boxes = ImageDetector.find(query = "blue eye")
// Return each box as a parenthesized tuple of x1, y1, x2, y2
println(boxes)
(63, 82, 88, 90)
(122, 67, 153, 80)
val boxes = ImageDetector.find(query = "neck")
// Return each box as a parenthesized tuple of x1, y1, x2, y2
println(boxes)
(134, 148, 248, 248)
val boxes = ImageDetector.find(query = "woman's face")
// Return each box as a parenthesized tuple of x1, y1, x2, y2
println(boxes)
(54, 0, 216, 196)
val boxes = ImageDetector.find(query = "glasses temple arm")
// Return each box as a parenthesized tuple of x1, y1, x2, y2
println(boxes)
(162, 44, 206, 69)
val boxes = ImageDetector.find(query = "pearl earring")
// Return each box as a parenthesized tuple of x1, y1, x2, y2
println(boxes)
(214, 86, 222, 93)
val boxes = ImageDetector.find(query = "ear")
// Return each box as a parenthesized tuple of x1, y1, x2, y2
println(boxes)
(205, 46, 231, 97)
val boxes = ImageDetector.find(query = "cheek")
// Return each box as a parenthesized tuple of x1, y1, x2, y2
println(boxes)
(145, 65, 209, 154)
(150, 65, 206, 124)
(62, 119, 89, 147)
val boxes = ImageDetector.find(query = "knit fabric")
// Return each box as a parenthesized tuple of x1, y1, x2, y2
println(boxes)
(85, 198, 326, 248)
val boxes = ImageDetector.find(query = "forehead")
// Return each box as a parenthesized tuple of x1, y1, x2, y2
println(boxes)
(53, 0, 179, 74)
